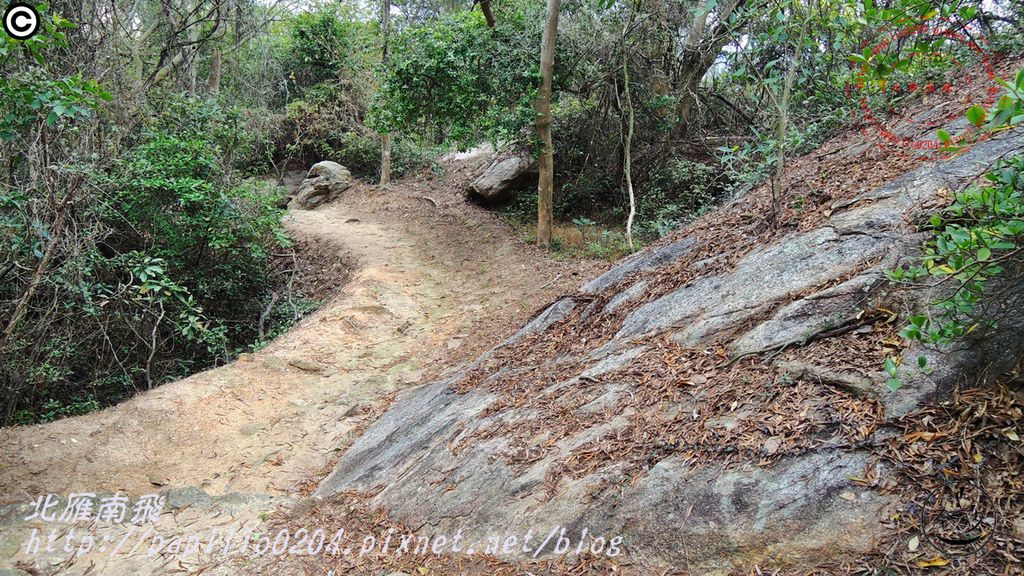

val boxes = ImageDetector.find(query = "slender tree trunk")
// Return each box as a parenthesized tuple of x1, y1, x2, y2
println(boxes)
(379, 0, 393, 186)
(672, 0, 746, 136)
(479, 0, 495, 27)
(186, 21, 200, 96)
(380, 134, 392, 185)
(621, 4, 637, 252)
(208, 47, 222, 94)
(207, 4, 226, 95)
(769, 2, 810, 228)
(535, 0, 561, 248)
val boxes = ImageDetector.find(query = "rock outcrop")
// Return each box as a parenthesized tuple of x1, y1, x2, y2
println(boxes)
(316, 132, 1024, 573)
(290, 161, 353, 210)
(467, 153, 536, 202)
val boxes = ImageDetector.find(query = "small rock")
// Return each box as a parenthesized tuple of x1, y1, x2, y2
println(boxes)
(446, 338, 463, 350)
(839, 491, 857, 502)
(1013, 516, 1024, 539)
(763, 436, 783, 455)
(288, 359, 327, 373)
(263, 356, 289, 371)
(237, 353, 254, 363)
(166, 486, 213, 510)
(774, 360, 879, 399)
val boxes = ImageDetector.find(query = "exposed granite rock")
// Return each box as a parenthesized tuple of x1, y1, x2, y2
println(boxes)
(290, 161, 353, 210)
(316, 132, 1024, 574)
(467, 154, 536, 202)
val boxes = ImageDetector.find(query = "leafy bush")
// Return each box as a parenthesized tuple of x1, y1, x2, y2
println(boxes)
(0, 13, 110, 140)
(285, 8, 377, 91)
(143, 94, 276, 176)
(104, 132, 288, 347)
(636, 157, 729, 241)
(282, 96, 429, 179)
(886, 68, 1024, 388)
(1, 125, 289, 423)
(369, 10, 540, 148)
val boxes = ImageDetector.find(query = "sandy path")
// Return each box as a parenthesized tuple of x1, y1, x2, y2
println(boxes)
(0, 182, 592, 574)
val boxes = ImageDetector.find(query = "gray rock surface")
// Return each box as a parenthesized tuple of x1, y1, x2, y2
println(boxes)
(467, 154, 536, 201)
(317, 132, 1024, 574)
(581, 237, 695, 294)
(775, 359, 880, 398)
(290, 161, 353, 210)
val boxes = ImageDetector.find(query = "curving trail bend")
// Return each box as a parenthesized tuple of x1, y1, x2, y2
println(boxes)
(0, 181, 590, 575)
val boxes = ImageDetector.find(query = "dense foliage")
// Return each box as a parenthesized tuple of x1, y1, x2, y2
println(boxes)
(886, 69, 1024, 387)
(370, 9, 540, 147)
(0, 6, 295, 423)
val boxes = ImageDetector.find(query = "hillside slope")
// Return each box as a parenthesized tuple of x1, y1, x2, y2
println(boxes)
(311, 126, 1024, 574)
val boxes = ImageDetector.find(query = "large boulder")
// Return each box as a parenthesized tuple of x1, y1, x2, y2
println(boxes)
(290, 161, 353, 210)
(467, 153, 536, 202)
(316, 131, 1024, 573)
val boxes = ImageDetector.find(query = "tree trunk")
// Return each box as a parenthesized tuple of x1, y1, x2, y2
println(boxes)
(186, 22, 200, 96)
(535, 0, 561, 248)
(379, 0, 393, 187)
(208, 47, 222, 94)
(479, 0, 495, 28)
(769, 2, 810, 228)
(672, 0, 747, 136)
(380, 134, 392, 185)
(621, 5, 637, 252)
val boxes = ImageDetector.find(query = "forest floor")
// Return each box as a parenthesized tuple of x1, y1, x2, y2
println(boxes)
(0, 173, 597, 574)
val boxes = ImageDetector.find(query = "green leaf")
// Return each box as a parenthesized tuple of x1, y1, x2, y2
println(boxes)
(937, 129, 951, 144)
(886, 378, 902, 391)
(918, 355, 928, 369)
(966, 105, 986, 126)
(977, 247, 991, 261)
(884, 356, 897, 376)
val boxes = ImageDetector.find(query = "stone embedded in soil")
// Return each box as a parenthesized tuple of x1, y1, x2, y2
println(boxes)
(288, 358, 328, 373)
(466, 153, 536, 202)
(774, 359, 880, 399)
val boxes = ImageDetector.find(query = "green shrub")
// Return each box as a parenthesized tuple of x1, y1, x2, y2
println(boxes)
(636, 157, 728, 241)
(144, 93, 276, 176)
(369, 9, 540, 148)
(0, 128, 289, 423)
(886, 68, 1024, 390)
(104, 132, 288, 347)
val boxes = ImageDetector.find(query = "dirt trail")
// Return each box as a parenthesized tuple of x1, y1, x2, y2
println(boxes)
(0, 180, 592, 574)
